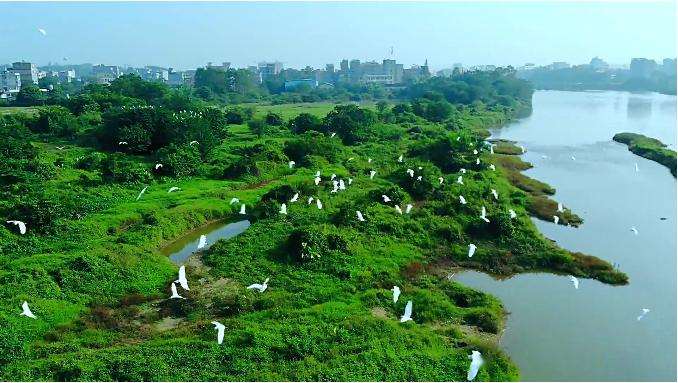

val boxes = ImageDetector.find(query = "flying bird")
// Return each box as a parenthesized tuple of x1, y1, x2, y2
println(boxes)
(459, 195, 467, 205)
(405, 204, 413, 214)
(438, 177, 444, 184)
(170, 282, 185, 299)
(211, 321, 226, 344)
(480, 206, 490, 223)
(316, 199, 323, 210)
(637, 308, 650, 321)
(56, 146, 65, 150)
(6, 220, 26, 235)
(38, 28, 47, 36)
(519, 145, 525, 154)
(330, 132, 336, 138)
(247, 277, 269, 293)
(407, 169, 414, 178)
(491, 189, 498, 200)
(280, 203, 287, 215)
(457, 176, 464, 185)
(468, 243, 477, 258)
(290, 193, 299, 203)
(557, 202, 564, 212)
(308, 197, 314, 205)
(635, 162, 639, 172)
(230, 197, 239, 204)
(119, 141, 128, 145)
(190, 140, 199, 145)
(630, 226, 639, 235)
(467, 350, 484, 381)
(416, 175, 422, 181)
(155, 163, 163, 170)
(509, 209, 517, 219)
(136, 186, 148, 201)
(356, 211, 365, 222)
(176, 265, 190, 290)
(382, 195, 391, 203)
(400, 300, 413, 323)
(553, 215, 559, 224)
(571, 156, 576, 161)
(20, 301, 37, 319)
(347, 157, 354, 162)
(473, 149, 478, 155)
(197, 235, 207, 250)
(289, 161, 295, 169)
(239, 204, 246, 215)
(569, 276, 579, 290)
(168, 187, 181, 193)
(369, 170, 376, 179)
(395, 205, 403, 215)
(391, 286, 401, 303)
(489, 145, 494, 154)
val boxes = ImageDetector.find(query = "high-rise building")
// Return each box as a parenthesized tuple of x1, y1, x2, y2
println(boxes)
(0, 70, 21, 95)
(662, 58, 676, 75)
(258, 61, 283, 82)
(630, 58, 657, 79)
(11, 61, 38, 86)
(91, 64, 121, 85)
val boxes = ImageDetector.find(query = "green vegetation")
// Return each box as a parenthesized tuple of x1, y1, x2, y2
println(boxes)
(613, 133, 677, 177)
(0, 71, 625, 381)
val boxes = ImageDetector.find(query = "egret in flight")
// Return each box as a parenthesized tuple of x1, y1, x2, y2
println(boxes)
(405, 204, 413, 214)
(553, 215, 559, 224)
(168, 187, 181, 193)
(118, 141, 128, 145)
(490, 189, 498, 200)
(308, 197, 314, 205)
(197, 235, 207, 250)
(438, 177, 444, 184)
(20, 301, 37, 319)
(170, 282, 184, 299)
(637, 308, 650, 321)
(391, 286, 401, 303)
(190, 140, 199, 145)
(280, 203, 287, 215)
(211, 321, 226, 344)
(239, 204, 246, 215)
(136, 186, 148, 201)
(459, 195, 467, 205)
(288, 193, 299, 203)
(395, 205, 403, 215)
(176, 265, 190, 290)
(56, 146, 65, 150)
(489, 145, 494, 154)
(356, 211, 365, 222)
(473, 149, 478, 155)
(569, 276, 579, 290)
(509, 209, 517, 219)
(155, 163, 163, 170)
(635, 162, 639, 172)
(382, 195, 391, 203)
(369, 170, 376, 179)
(467, 350, 484, 381)
(247, 278, 269, 293)
(631, 226, 639, 235)
(38, 28, 47, 36)
(289, 161, 295, 169)
(557, 202, 564, 212)
(407, 169, 414, 178)
(6, 220, 26, 235)
(519, 145, 525, 154)
(468, 243, 477, 258)
(330, 132, 336, 138)
(400, 301, 413, 323)
(416, 175, 422, 181)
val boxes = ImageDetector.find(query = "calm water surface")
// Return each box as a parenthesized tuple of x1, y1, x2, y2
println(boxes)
(161, 219, 250, 263)
(455, 90, 676, 381)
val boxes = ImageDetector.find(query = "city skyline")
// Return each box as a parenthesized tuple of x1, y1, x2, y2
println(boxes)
(1, 2, 675, 71)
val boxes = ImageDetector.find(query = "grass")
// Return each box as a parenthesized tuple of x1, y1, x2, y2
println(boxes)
(613, 132, 677, 177)
(0, 106, 41, 116)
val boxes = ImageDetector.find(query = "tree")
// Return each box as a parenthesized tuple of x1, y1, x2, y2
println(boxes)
(30, 106, 80, 137)
(323, 104, 377, 145)
(247, 118, 269, 138)
(264, 112, 284, 126)
(288, 113, 324, 134)
(109, 74, 169, 104)
(14, 85, 45, 106)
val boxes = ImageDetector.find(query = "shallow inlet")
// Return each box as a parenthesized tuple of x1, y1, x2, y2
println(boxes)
(160, 219, 251, 263)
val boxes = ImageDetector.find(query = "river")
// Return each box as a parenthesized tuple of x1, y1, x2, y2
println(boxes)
(454, 90, 677, 381)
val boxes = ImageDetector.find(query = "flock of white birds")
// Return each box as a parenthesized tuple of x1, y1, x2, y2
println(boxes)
(6, 135, 651, 381)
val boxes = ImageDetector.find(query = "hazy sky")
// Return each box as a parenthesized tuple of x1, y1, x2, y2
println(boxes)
(1, 1, 675, 70)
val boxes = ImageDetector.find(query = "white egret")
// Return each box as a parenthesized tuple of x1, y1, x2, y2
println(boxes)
(239, 204, 246, 215)
(457, 176, 464, 185)
(136, 186, 148, 201)
(339, 179, 346, 190)
(417, 166, 423, 170)
(631, 226, 639, 235)
(405, 204, 413, 214)
(489, 164, 496, 171)
(382, 195, 391, 203)
(38, 28, 47, 36)
(197, 235, 207, 250)
(348, 178, 353, 185)
(170, 282, 184, 299)
(247, 277, 269, 293)
(557, 202, 564, 212)
(356, 211, 365, 222)
(308, 197, 314, 205)
(314, 176, 321, 185)
(476, 158, 480, 165)
(416, 175, 422, 181)
(571, 156, 576, 161)
(509, 209, 517, 219)
(456, 136, 461, 141)
(473, 149, 478, 155)
(6, 220, 26, 235)
(280, 203, 287, 215)
(211, 321, 226, 344)
(331, 174, 337, 180)
(398, 154, 403, 163)
(459, 195, 467, 205)
(490, 189, 498, 200)
(369, 170, 376, 179)
(330, 132, 336, 138)
(407, 169, 414, 178)
(468, 243, 476, 258)
(635, 162, 639, 172)
(400, 301, 413, 323)
(569, 276, 579, 290)
(553, 215, 559, 224)
(168, 187, 181, 193)
(438, 177, 444, 184)
(347, 157, 354, 162)
(489, 145, 494, 154)
(176, 265, 190, 290)
(290, 193, 299, 203)
(230, 197, 239, 204)
(316, 199, 323, 210)
(480, 206, 490, 223)
(460, 168, 467, 174)
(331, 182, 339, 193)
(288, 161, 295, 169)
(56, 146, 65, 150)
(315, 170, 321, 177)
(391, 286, 401, 303)
(118, 141, 128, 145)
(395, 205, 403, 215)
(20, 301, 37, 319)
(368, 158, 373, 163)
(155, 163, 163, 170)
(467, 350, 484, 381)
(519, 145, 525, 154)
(190, 140, 199, 145)
(637, 308, 650, 321)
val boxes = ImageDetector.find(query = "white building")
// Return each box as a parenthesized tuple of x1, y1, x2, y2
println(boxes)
(11, 61, 38, 85)
(92, 64, 121, 85)
(0, 70, 21, 95)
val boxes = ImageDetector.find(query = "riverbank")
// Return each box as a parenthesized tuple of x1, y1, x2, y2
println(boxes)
(613, 132, 677, 177)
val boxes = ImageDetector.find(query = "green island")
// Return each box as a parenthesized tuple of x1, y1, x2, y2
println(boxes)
(613, 133, 677, 177)
(0, 71, 627, 381)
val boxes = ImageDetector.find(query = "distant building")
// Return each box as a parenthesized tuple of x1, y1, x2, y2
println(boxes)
(58, 69, 76, 83)
(630, 58, 657, 79)
(661, 58, 676, 75)
(589, 56, 609, 71)
(258, 61, 283, 82)
(284, 78, 318, 91)
(207, 62, 231, 71)
(0, 70, 21, 95)
(550, 61, 570, 70)
(167, 70, 185, 88)
(11, 61, 38, 86)
(403, 60, 431, 82)
(92, 64, 121, 85)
